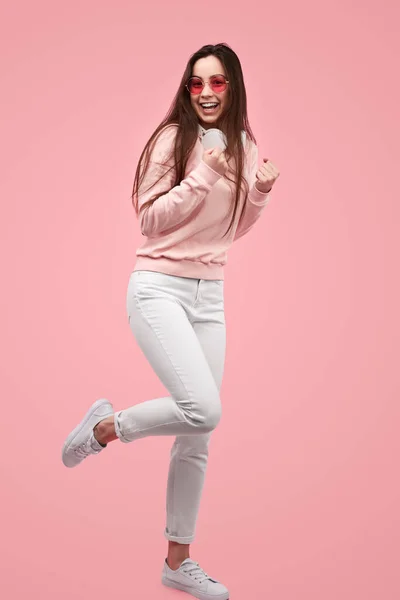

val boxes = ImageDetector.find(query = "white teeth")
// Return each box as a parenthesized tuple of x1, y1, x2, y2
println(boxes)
(201, 103, 218, 108)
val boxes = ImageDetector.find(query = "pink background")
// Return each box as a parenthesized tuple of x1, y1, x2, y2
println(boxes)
(1, 1, 399, 599)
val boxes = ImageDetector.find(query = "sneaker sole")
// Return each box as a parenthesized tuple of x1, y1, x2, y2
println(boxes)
(62, 398, 113, 467)
(162, 576, 229, 600)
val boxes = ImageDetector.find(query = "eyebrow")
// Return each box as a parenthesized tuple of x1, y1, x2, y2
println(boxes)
(190, 73, 226, 79)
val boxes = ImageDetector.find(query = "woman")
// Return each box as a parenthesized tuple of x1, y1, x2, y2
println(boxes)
(62, 42, 279, 600)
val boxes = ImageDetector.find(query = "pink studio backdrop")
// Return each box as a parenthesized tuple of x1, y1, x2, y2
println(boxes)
(1, 1, 399, 599)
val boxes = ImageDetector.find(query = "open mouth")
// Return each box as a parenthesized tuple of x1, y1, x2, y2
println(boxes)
(200, 102, 219, 114)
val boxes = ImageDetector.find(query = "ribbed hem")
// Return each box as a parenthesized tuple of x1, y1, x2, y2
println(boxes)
(194, 160, 223, 187)
(134, 256, 224, 280)
(164, 529, 195, 544)
(248, 184, 271, 206)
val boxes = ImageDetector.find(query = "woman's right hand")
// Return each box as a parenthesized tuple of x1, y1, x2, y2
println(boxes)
(202, 147, 229, 176)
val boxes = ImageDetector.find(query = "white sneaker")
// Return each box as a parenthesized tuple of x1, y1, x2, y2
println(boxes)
(162, 558, 229, 600)
(62, 398, 114, 468)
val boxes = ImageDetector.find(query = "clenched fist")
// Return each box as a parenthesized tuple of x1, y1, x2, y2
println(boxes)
(202, 147, 229, 177)
(255, 158, 280, 193)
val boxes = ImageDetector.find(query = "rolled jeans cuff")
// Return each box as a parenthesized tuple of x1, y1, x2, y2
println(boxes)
(164, 528, 195, 544)
(114, 411, 132, 443)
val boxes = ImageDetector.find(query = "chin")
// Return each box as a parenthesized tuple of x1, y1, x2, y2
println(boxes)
(197, 110, 223, 129)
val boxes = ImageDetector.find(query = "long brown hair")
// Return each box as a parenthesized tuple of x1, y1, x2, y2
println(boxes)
(131, 43, 257, 237)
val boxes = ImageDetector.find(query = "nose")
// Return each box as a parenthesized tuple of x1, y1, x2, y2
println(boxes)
(200, 81, 214, 98)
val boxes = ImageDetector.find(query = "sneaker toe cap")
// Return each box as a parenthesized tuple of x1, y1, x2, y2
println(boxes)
(206, 580, 229, 596)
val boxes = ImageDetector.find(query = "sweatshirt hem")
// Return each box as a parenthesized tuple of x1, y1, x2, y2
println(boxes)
(134, 256, 224, 280)
(248, 184, 271, 206)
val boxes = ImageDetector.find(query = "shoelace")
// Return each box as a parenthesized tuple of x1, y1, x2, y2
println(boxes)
(183, 563, 210, 583)
(74, 436, 99, 459)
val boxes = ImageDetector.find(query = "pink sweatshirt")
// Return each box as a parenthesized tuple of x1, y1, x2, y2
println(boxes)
(133, 124, 271, 280)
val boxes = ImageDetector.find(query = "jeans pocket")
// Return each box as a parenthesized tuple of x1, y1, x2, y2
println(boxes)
(199, 280, 224, 306)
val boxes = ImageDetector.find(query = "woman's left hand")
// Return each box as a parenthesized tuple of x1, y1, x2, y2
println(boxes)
(255, 158, 280, 193)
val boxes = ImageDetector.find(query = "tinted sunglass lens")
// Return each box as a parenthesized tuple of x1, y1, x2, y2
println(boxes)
(210, 76, 227, 92)
(188, 78, 203, 94)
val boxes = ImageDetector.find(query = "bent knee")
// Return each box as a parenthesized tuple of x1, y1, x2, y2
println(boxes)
(201, 397, 222, 432)
(180, 391, 222, 433)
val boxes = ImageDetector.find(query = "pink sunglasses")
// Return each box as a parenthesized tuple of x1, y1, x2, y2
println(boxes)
(186, 74, 229, 95)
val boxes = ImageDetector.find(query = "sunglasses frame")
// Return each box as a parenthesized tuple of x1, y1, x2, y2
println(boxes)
(185, 74, 230, 95)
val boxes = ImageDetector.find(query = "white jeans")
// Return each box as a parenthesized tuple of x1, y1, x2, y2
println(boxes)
(117, 270, 226, 543)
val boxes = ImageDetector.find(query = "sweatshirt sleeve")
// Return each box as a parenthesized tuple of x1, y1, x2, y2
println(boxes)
(137, 125, 222, 237)
(233, 141, 271, 242)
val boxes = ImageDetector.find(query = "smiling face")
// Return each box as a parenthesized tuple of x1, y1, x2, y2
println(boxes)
(189, 55, 230, 130)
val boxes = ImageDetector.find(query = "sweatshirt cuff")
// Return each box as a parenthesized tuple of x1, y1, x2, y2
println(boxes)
(248, 183, 271, 206)
(193, 160, 223, 187)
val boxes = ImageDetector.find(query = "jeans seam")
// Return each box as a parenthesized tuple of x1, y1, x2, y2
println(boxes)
(132, 293, 194, 415)
(124, 419, 189, 437)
